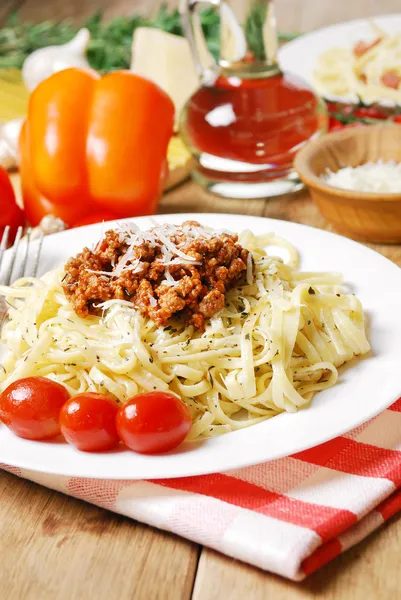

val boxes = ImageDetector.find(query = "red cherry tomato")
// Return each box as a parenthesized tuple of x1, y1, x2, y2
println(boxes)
(0, 376, 69, 440)
(353, 107, 388, 120)
(325, 102, 338, 113)
(60, 392, 120, 452)
(328, 116, 345, 131)
(116, 392, 192, 454)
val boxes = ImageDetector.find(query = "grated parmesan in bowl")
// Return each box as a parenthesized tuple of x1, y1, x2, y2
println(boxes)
(294, 123, 401, 241)
(323, 161, 401, 194)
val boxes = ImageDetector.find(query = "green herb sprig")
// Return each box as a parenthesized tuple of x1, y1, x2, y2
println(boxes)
(0, 5, 220, 71)
(0, 4, 298, 72)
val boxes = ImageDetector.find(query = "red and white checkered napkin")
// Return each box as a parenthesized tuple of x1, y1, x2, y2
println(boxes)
(3, 399, 401, 581)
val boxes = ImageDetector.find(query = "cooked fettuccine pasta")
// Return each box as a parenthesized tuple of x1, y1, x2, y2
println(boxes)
(0, 227, 370, 440)
(313, 22, 401, 103)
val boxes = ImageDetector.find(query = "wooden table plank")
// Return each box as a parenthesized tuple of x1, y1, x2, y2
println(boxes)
(0, 471, 199, 600)
(261, 190, 401, 266)
(160, 180, 267, 218)
(193, 512, 401, 599)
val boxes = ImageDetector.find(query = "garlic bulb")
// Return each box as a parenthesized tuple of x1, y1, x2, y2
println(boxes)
(0, 118, 23, 170)
(0, 139, 16, 170)
(22, 28, 91, 92)
(30, 215, 67, 240)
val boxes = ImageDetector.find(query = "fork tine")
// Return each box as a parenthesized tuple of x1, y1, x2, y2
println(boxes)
(32, 232, 44, 278)
(14, 228, 31, 281)
(0, 226, 10, 273)
(3, 226, 23, 286)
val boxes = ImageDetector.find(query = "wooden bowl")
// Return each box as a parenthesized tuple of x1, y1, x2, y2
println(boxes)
(294, 124, 401, 242)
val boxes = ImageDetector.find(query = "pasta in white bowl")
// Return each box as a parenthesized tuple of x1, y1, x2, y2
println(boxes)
(0, 214, 400, 480)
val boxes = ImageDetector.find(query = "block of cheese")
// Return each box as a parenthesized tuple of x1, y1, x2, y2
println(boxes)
(131, 27, 205, 119)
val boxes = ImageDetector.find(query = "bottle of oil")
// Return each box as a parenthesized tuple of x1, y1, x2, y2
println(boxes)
(179, 0, 327, 198)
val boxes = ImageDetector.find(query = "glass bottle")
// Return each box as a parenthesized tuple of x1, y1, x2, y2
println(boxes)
(179, 0, 327, 198)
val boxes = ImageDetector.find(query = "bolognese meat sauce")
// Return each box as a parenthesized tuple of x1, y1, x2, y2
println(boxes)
(62, 221, 251, 329)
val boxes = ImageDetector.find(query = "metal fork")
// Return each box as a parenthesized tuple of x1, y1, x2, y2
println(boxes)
(0, 226, 44, 286)
(0, 226, 44, 331)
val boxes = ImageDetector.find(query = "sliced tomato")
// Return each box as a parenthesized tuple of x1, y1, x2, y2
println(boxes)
(353, 38, 381, 57)
(380, 71, 401, 90)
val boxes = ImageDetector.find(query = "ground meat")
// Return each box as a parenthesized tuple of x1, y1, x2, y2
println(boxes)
(199, 290, 225, 317)
(62, 221, 251, 329)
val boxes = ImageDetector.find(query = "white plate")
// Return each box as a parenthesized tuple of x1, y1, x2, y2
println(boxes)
(1, 213, 401, 479)
(278, 13, 401, 105)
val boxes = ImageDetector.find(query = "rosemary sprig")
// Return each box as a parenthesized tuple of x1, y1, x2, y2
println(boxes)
(245, 2, 267, 61)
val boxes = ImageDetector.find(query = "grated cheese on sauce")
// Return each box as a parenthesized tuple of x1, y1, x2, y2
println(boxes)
(90, 220, 231, 289)
(323, 161, 401, 193)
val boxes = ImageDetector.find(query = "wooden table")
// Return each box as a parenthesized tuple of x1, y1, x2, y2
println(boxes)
(2, 1, 401, 598)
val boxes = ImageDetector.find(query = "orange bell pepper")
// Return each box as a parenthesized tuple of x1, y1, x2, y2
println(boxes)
(20, 68, 175, 227)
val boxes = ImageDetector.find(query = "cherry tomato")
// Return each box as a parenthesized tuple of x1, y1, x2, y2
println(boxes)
(393, 114, 401, 123)
(60, 392, 120, 452)
(353, 107, 387, 120)
(325, 102, 338, 113)
(0, 376, 69, 440)
(116, 392, 192, 454)
(328, 116, 345, 131)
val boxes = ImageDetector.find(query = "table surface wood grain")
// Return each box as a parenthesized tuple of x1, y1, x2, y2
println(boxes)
(2, 1, 401, 598)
